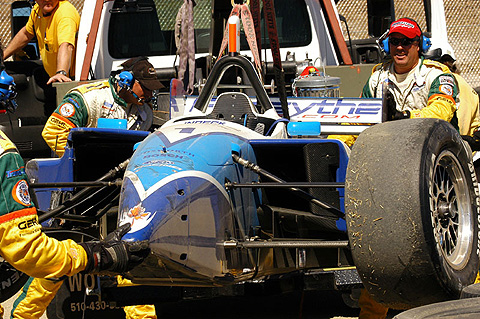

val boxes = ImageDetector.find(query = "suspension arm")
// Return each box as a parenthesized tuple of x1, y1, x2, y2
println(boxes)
(231, 154, 345, 218)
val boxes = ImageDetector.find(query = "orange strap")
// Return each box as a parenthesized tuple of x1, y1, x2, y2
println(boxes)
(217, 4, 262, 77)
(262, 0, 289, 119)
(320, 0, 352, 65)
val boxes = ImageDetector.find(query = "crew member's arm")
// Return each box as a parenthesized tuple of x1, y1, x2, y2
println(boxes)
(0, 138, 87, 278)
(457, 74, 480, 151)
(41, 93, 87, 157)
(454, 73, 480, 136)
(46, 12, 79, 84)
(2, 27, 34, 60)
(46, 42, 75, 84)
(0, 137, 149, 277)
(409, 73, 458, 122)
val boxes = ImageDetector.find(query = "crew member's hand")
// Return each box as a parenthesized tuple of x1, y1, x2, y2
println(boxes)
(462, 131, 480, 151)
(46, 73, 72, 85)
(80, 223, 150, 274)
(385, 91, 410, 121)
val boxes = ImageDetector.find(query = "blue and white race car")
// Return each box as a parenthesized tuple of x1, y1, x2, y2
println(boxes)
(25, 54, 479, 315)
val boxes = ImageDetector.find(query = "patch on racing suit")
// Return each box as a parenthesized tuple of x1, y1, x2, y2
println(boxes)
(49, 113, 76, 129)
(101, 101, 114, 110)
(439, 84, 454, 96)
(59, 103, 76, 117)
(439, 75, 455, 86)
(12, 180, 31, 206)
(6, 167, 25, 179)
(69, 247, 80, 260)
(17, 217, 38, 229)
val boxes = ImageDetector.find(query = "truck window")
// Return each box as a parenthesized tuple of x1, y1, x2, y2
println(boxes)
(108, 0, 311, 59)
(240, 0, 312, 50)
(11, 0, 39, 60)
(108, 0, 211, 58)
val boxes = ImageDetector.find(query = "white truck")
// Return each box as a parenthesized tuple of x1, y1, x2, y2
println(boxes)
(2, 0, 454, 160)
(3, 0, 366, 159)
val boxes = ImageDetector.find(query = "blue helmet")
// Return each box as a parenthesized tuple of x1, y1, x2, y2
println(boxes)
(0, 70, 18, 112)
(0, 70, 16, 102)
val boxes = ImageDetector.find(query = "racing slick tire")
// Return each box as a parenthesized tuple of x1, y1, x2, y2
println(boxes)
(393, 297, 480, 318)
(345, 118, 480, 310)
(460, 283, 480, 299)
(0, 258, 29, 302)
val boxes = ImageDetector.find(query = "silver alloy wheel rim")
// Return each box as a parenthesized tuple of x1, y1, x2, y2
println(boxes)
(431, 150, 473, 270)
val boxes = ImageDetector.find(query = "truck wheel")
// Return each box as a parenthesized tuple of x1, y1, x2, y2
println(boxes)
(345, 118, 480, 309)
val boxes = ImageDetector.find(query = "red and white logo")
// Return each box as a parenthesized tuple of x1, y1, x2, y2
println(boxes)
(439, 84, 453, 96)
(12, 180, 31, 206)
(391, 21, 415, 29)
(59, 103, 75, 117)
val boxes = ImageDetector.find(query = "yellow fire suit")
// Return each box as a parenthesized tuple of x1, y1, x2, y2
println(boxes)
(454, 73, 480, 135)
(17, 79, 155, 319)
(330, 58, 459, 147)
(362, 58, 458, 119)
(0, 131, 88, 318)
(41, 78, 153, 157)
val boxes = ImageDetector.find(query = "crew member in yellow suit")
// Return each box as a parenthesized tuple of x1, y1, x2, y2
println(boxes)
(348, 20, 479, 319)
(15, 57, 162, 319)
(0, 52, 150, 318)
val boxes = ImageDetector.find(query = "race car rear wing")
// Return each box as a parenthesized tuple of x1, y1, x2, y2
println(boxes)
(169, 94, 384, 135)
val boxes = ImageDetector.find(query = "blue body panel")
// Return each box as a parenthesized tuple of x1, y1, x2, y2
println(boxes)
(124, 129, 261, 230)
(119, 128, 261, 282)
(28, 120, 351, 284)
(26, 149, 74, 211)
(26, 128, 149, 211)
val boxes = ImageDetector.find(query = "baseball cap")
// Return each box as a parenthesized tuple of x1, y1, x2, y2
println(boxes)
(121, 57, 164, 90)
(388, 18, 422, 39)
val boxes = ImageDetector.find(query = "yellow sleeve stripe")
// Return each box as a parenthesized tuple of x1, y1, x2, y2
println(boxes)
(423, 59, 451, 73)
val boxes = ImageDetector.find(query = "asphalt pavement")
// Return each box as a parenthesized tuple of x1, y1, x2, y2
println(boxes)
(2, 289, 404, 318)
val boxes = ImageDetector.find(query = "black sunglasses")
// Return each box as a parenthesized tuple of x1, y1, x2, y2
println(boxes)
(390, 37, 418, 47)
